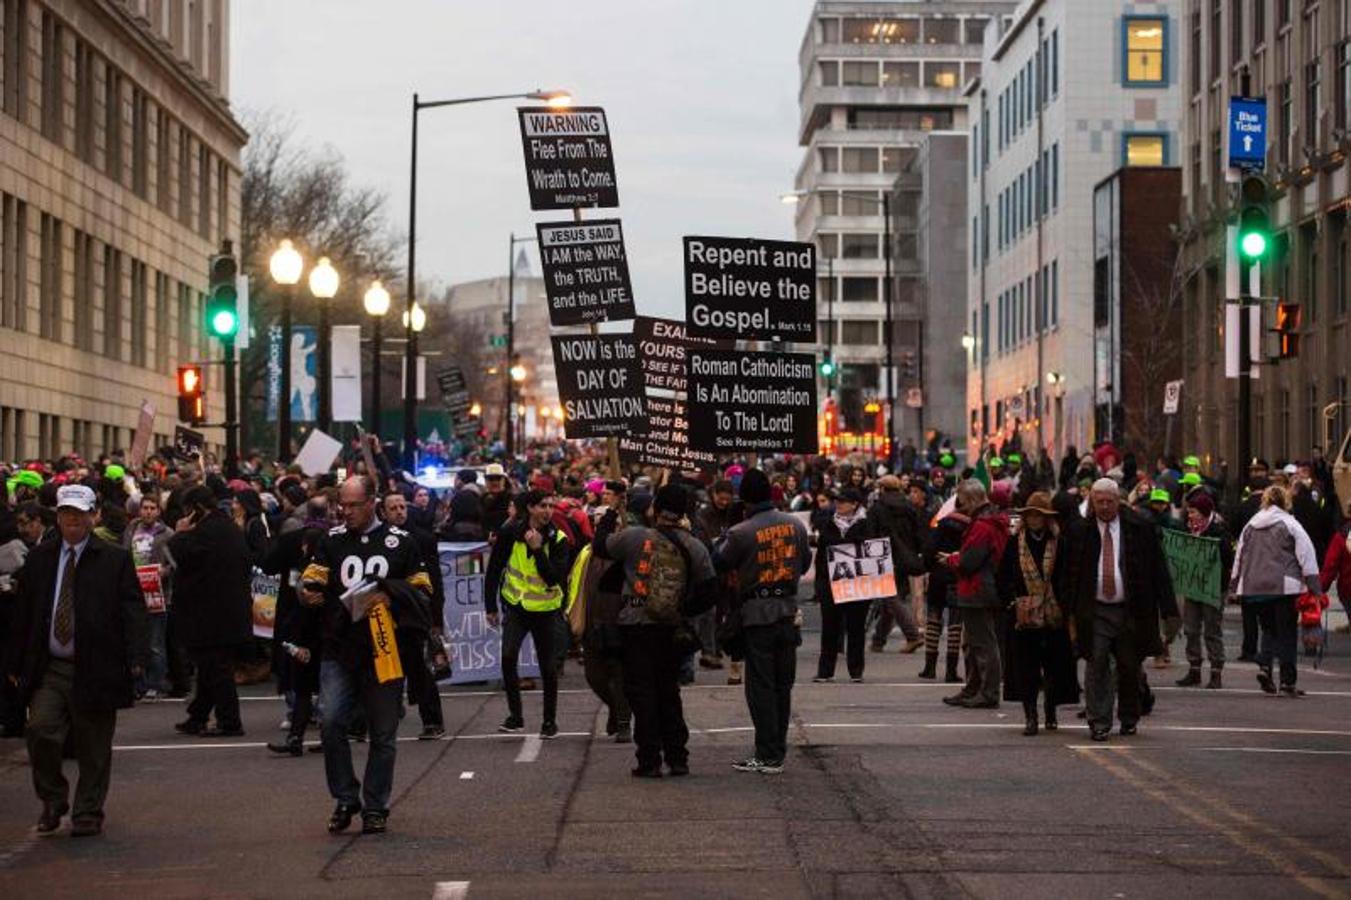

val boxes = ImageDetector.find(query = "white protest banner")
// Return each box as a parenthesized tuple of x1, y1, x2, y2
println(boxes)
(294, 428, 342, 477)
(828, 538, 896, 604)
(439, 543, 539, 683)
(331, 325, 362, 423)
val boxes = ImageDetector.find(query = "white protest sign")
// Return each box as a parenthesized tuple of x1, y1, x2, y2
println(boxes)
(828, 538, 896, 604)
(294, 428, 342, 476)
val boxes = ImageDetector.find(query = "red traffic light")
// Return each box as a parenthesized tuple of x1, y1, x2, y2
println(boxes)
(177, 365, 205, 424)
(1274, 302, 1301, 359)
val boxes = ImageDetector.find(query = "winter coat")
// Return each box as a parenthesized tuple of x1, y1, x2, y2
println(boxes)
(1062, 509, 1178, 660)
(944, 506, 1010, 610)
(923, 511, 967, 612)
(812, 508, 875, 602)
(1320, 524, 1351, 603)
(865, 491, 927, 577)
(1231, 506, 1322, 599)
(165, 510, 254, 650)
(4, 536, 147, 711)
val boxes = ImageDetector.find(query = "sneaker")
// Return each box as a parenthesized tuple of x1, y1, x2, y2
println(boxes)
(757, 759, 784, 775)
(360, 812, 387, 835)
(173, 719, 205, 735)
(141, 689, 161, 702)
(1256, 669, 1277, 694)
(850, 676, 864, 684)
(266, 739, 303, 757)
(327, 802, 361, 834)
(498, 716, 524, 734)
(899, 639, 923, 654)
(418, 725, 445, 740)
(811, 675, 833, 683)
(540, 721, 559, 740)
(1279, 684, 1305, 697)
(732, 756, 783, 774)
(631, 765, 662, 779)
(279, 717, 291, 730)
(667, 762, 690, 777)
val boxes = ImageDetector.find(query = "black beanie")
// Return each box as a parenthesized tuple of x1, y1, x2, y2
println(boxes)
(654, 483, 687, 517)
(739, 468, 770, 504)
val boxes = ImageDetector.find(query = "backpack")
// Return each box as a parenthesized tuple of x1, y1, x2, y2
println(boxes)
(635, 530, 689, 625)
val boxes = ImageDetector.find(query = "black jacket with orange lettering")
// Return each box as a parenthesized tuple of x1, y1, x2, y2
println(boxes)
(301, 520, 434, 674)
(712, 503, 811, 626)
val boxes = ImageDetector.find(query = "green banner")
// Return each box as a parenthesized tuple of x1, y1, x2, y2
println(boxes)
(1160, 529, 1224, 608)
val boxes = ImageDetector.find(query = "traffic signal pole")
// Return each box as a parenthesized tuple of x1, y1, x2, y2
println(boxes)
(1234, 67, 1253, 504)
(224, 335, 239, 477)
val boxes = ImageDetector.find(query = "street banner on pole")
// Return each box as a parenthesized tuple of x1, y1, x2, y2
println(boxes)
(551, 334, 645, 439)
(331, 325, 362, 423)
(1160, 529, 1224, 608)
(617, 317, 722, 471)
(1227, 96, 1267, 170)
(828, 539, 896, 604)
(536, 219, 635, 326)
(1162, 379, 1183, 415)
(439, 542, 538, 684)
(687, 349, 818, 454)
(683, 236, 816, 342)
(517, 106, 619, 211)
(267, 325, 318, 422)
(128, 401, 155, 469)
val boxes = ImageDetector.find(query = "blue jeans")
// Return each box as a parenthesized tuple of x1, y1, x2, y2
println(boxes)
(319, 660, 403, 816)
(139, 613, 169, 693)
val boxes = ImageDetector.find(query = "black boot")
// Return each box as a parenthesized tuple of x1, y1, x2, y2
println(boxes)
(1043, 701, 1058, 731)
(1022, 705, 1038, 736)
(1206, 669, 1222, 690)
(1175, 667, 1202, 687)
(943, 655, 962, 683)
(918, 652, 938, 680)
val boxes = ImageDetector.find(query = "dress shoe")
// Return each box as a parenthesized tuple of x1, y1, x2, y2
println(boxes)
(360, 813, 387, 835)
(327, 802, 362, 834)
(958, 697, 998, 709)
(203, 726, 245, 738)
(631, 765, 662, 779)
(418, 725, 445, 740)
(1256, 668, 1277, 694)
(667, 762, 690, 777)
(35, 801, 68, 834)
(1119, 724, 1138, 736)
(69, 817, 102, 838)
(941, 693, 972, 706)
(1175, 668, 1202, 687)
(266, 739, 303, 757)
(173, 719, 205, 735)
(1090, 727, 1110, 742)
(1279, 684, 1305, 697)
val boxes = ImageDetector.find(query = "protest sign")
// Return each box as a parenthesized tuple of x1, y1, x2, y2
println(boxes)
(172, 425, 204, 461)
(136, 565, 165, 613)
(828, 539, 896, 604)
(1160, 529, 1224, 608)
(294, 428, 342, 476)
(537, 219, 635, 326)
(551, 334, 645, 439)
(439, 543, 538, 684)
(684, 236, 816, 342)
(251, 568, 280, 639)
(687, 349, 818, 453)
(518, 106, 618, 211)
(616, 316, 722, 471)
(128, 401, 155, 469)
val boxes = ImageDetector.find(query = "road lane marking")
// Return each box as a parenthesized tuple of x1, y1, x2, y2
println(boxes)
(515, 735, 542, 763)
(1073, 746, 1346, 899)
(459, 771, 475, 779)
(1197, 746, 1351, 756)
(432, 881, 470, 899)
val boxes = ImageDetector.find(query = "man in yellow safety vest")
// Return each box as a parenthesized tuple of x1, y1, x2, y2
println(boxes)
(484, 489, 572, 739)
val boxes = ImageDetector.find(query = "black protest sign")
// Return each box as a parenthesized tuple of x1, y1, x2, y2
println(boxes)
(684, 236, 816, 342)
(616, 317, 723, 471)
(173, 425, 205, 460)
(687, 349, 818, 454)
(536, 219, 635, 326)
(551, 334, 645, 439)
(517, 107, 619, 211)
(437, 365, 470, 414)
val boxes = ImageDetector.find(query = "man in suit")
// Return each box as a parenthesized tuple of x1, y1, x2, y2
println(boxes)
(1063, 478, 1177, 742)
(3, 484, 146, 836)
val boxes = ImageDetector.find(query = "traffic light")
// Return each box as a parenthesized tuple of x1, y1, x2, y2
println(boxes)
(206, 251, 239, 340)
(899, 349, 918, 381)
(177, 364, 205, 425)
(819, 355, 835, 379)
(1238, 174, 1270, 261)
(1273, 301, 1301, 359)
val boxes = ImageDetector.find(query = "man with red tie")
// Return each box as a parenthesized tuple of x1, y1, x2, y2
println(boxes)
(1063, 478, 1177, 742)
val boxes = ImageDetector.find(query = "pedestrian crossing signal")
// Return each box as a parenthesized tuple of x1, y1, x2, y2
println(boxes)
(177, 364, 205, 425)
(1274, 301, 1300, 359)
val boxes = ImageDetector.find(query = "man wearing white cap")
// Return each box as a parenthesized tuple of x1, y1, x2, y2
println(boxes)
(3, 484, 146, 837)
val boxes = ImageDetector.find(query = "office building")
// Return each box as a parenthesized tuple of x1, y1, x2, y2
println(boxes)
(964, 0, 1182, 461)
(0, 0, 244, 461)
(795, 0, 1016, 436)
(1177, 0, 1350, 465)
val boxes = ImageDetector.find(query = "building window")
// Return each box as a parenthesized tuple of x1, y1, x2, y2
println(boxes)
(132, 89, 149, 197)
(819, 147, 838, 173)
(924, 61, 961, 89)
(198, 143, 212, 239)
(1305, 60, 1321, 142)
(1231, 0, 1243, 65)
(881, 147, 906, 172)
(103, 245, 122, 361)
(840, 320, 879, 345)
(176, 281, 192, 363)
(842, 61, 878, 87)
(1125, 133, 1167, 166)
(1, 194, 27, 331)
(1339, 40, 1351, 132)
(154, 271, 170, 372)
(74, 41, 94, 163)
(156, 108, 172, 213)
(881, 62, 919, 87)
(843, 17, 919, 45)
(1279, 80, 1292, 164)
(1253, 0, 1266, 50)
(1277, 0, 1291, 27)
(1190, 10, 1202, 93)
(817, 234, 838, 259)
(840, 190, 880, 216)
(1209, 1, 1221, 80)
(841, 147, 879, 173)
(39, 213, 61, 342)
(1336, 214, 1349, 318)
(105, 66, 123, 180)
(965, 17, 987, 45)
(841, 277, 877, 302)
(820, 17, 839, 43)
(3, 0, 29, 121)
(819, 191, 839, 215)
(41, 11, 64, 143)
(1051, 260, 1059, 325)
(924, 17, 960, 45)
(130, 260, 147, 367)
(73, 230, 94, 351)
(178, 126, 192, 226)
(1051, 29, 1059, 95)
(1124, 17, 1167, 85)
(819, 61, 838, 86)
(841, 233, 879, 259)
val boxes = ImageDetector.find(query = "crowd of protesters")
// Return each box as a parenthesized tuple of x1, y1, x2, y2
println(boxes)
(0, 429, 1347, 833)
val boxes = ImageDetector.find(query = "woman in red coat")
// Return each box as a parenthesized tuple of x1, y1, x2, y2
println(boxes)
(1319, 507, 1351, 629)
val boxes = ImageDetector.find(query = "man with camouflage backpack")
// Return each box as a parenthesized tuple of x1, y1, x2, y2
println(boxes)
(592, 484, 716, 778)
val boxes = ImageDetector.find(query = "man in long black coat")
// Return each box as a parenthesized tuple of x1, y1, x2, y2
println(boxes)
(167, 485, 253, 737)
(4, 484, 146, 836)
(1062, 478, 1177, 741)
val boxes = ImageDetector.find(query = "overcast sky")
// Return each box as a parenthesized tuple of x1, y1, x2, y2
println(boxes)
(231, 0, 818, 319)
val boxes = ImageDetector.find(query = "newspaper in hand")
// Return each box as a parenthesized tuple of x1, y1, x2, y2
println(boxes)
(339, 578, 383, 623)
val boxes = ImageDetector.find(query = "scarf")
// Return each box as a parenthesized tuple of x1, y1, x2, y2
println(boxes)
(1014, 528, 1062, 630)
(833, 506, 866, 536)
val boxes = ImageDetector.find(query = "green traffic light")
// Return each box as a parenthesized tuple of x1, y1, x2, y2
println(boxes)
(209, 307, 238, 338)
(820, 361, 835, 377)
(1240, 230, 1267, 259)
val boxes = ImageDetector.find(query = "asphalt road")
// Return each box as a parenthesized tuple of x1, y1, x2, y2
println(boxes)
(2, 604, 1350, 899)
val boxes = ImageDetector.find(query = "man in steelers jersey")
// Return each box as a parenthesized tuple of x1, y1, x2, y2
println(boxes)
(299, 475, 435, 835)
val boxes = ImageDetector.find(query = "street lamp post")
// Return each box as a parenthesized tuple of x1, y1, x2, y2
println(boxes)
(363, 280, 391, 439)
(504, 232, 536, 460)
(402, 88, 570, 471)
(268, 239, 304, 462)
(309, 256, 340, 434)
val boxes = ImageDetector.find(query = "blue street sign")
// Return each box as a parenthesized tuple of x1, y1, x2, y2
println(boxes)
(1227, 96, 1267, 169)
